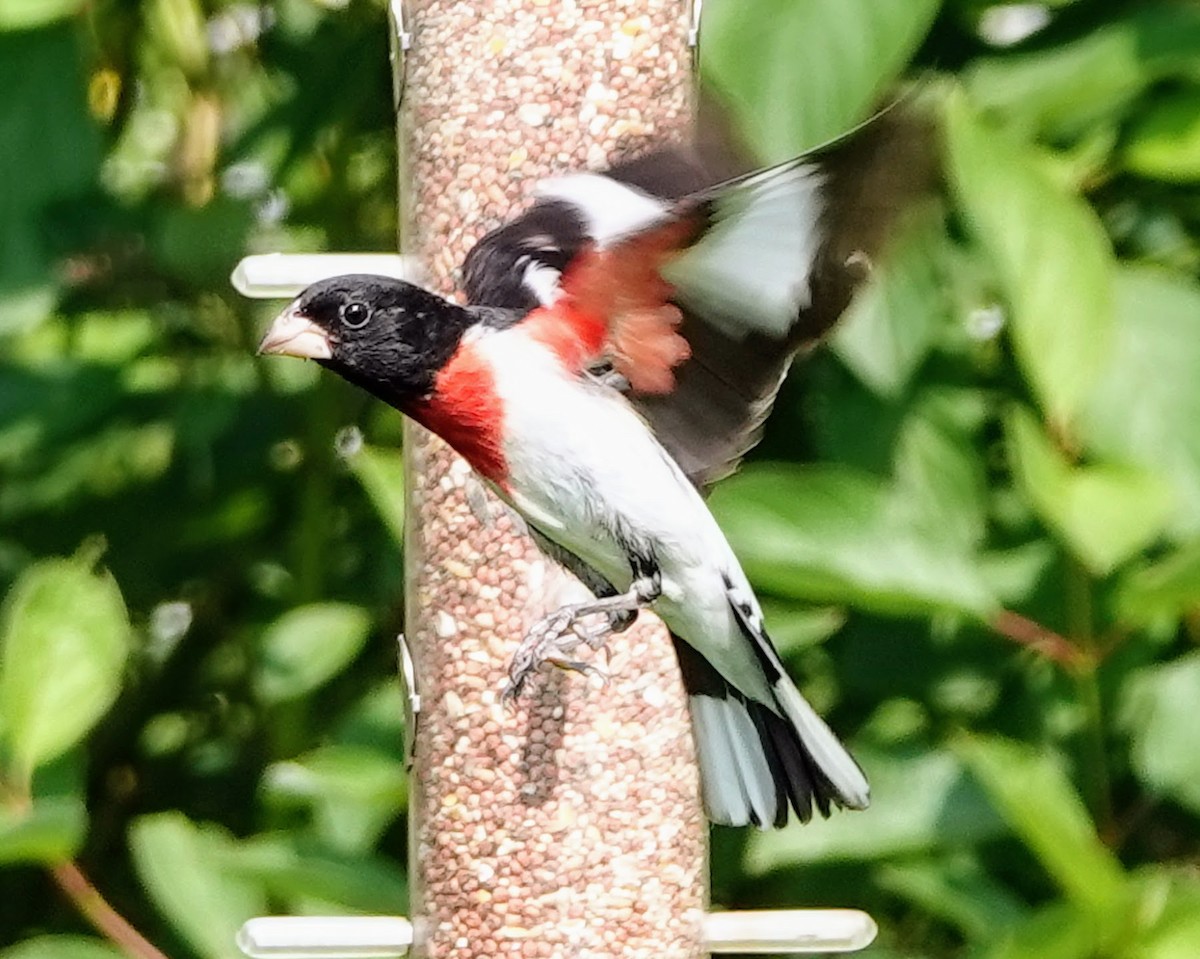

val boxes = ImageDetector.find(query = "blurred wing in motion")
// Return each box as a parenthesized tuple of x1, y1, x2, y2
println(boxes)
(462, 105, 936, 488)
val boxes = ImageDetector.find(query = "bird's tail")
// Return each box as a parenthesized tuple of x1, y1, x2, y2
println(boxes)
(672, 633, 868, 828)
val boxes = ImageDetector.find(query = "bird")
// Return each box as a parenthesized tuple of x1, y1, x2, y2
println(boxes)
(258, 106, 932, 828)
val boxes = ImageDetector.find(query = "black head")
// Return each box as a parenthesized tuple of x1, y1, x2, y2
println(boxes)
(258, 274, 472, 406)
(461, 200, 588, 310)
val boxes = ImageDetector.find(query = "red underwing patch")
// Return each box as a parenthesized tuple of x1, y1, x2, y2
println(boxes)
(525, 219, 699, 393)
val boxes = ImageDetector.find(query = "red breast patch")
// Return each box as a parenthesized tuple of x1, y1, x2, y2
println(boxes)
(408, 339, 508, 487)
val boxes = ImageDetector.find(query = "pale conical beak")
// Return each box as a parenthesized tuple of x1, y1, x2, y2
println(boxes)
(258, 305, 334, 359)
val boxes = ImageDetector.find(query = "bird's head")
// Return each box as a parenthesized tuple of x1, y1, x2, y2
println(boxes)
(258, 274, 469, 405)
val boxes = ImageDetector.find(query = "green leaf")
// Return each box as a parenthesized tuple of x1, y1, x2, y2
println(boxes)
(963, 26, 1145, 142)
(1128, 869, 1200, 959)
(1005, 405, 1173, 575)
(1124, 89, 1200, 182)
(1115, 540, 1200, 626)
(0, 26, 100, 330)
(945, 92, 1114, 428)
(129, 812, 266, 959)
(0, 792, 85, 865)
(144, 0, 208, 76)
(964, 6, 1200, 141)
(891, 407, 988, 552)
(832, 211, 950, 398)
(255, 603, 372, 704)
(758, 601, 846, 656)
(221, 833, 408, 914)
(1121, 652, 1200, 815)
(0, 554, 131, 780)
(0, 0, 86, 30)
(978, 542, 1056, 607)
(877, 854, 1028, 940)
(0, 754, 86, 865)
(701, 0, 939, 160)
(981, 900, 1109, 959)
(344, 443, 405, 545)
(709, 464, 996, 618)
(956, 735, 1127, 915)
(261, 744, 407, 854)
(0, 937, 124, 959)
(1082, 268, 1200, 537)
(744, 747, 1004, 871)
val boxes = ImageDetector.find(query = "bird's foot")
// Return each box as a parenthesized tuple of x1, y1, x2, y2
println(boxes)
(501, 574, 660, 704)
(502, 603, 615, 705)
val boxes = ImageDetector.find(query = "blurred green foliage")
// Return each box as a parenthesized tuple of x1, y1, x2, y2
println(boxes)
(1, 1, 1199, 957)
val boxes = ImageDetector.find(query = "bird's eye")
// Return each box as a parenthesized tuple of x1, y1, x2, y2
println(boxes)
(340, 301, 371, 329)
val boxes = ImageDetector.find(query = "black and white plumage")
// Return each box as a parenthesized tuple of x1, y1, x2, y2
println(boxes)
(258, 107, 932, 828)
(465, 108, 933, 488)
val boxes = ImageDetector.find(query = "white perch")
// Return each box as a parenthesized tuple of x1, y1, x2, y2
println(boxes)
(237, 910, 878, 958)
(231, 253, 421, 299)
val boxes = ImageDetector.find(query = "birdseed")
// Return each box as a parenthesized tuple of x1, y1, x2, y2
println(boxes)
(398, 2, 706, 957)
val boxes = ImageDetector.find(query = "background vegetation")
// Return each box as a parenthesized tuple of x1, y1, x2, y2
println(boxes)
(1, 1, 1199, 957)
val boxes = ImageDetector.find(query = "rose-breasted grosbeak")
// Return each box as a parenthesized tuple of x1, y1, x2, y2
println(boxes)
(259, 108, 930, 827)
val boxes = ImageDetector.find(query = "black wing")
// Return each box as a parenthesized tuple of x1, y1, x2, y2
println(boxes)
(463, 104, 936, 490)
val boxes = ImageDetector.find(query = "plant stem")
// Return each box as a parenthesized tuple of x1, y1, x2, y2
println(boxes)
(990, 610, 1085, 667)
(1065, 557, 1114, 837)
(49, 860, 170, 959)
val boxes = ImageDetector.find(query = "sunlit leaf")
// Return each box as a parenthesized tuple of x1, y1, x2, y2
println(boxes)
(965, 6, 1200, 140)
(1006, 405, 1173, 575)
(891, 408, 988, 552)
(1115, 540, 1200, 626)
(261, 744, 407, 854)
(255, 603, 372, 704)
(744, 747, 1004, 870)
(1082, 268, 1200, 537)
(130, 813, 266, 959)
(945, 92, 1114, 428)
(1128, 870, 1200, 959)
(0, 0, 86, 30)
(1124, 89, 1200, 182)
(1121, 653, 1200, 815)
(710, 464, 996, 618)
(0, 937, 123, 959)
(833, 211, 951, 398)
(758, 601, 846, 656)
(701, 0, 939, 160)
(957, 735, 1127, 915)
(978, 542, 1056, 607)
(145, 0, 208, 76)
(221, 833, 408, 914)
(0, 553, 131, 780)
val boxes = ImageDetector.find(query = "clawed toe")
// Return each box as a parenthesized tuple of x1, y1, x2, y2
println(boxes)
(502, 604, 620, 702)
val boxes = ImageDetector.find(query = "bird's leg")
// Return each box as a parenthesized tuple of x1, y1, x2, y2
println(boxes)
(503, 570, 661, 702)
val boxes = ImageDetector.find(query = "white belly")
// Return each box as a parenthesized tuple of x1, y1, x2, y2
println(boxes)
(478, 329, 773, 704)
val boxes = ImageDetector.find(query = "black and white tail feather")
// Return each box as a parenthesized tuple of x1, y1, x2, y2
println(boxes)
(673, 584, 869, 827)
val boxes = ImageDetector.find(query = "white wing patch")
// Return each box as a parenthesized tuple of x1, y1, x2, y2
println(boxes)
(663, 162, 826, 339)
(519, 257, 561, 306)
(536, 173, 671, 248)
